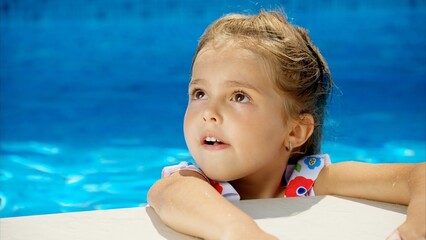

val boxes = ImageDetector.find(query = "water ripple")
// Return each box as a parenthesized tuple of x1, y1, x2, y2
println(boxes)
(1, 141, 60, 155)
(1, 139, 424, 218)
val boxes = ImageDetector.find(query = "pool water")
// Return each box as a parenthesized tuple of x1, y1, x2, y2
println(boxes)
(1, 0, 425, 217)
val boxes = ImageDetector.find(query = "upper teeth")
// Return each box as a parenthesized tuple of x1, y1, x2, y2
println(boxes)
(206, 137, 219, 142)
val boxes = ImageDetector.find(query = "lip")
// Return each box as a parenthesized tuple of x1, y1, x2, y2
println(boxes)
(202, 142, 230, 151)
(200, 132, 230, 151)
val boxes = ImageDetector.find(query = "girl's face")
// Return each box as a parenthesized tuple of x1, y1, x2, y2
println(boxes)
(184, 44, 290, 182)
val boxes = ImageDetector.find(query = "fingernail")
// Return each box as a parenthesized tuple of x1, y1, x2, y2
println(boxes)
(386, 231, 401, 240)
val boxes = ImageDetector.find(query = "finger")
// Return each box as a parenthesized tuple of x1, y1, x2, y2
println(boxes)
(386, 230, 401, 240)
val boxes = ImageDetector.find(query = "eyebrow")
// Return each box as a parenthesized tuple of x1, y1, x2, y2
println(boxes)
(189, 79, 261, 93)
(189, 78, 203, 86)
(224, 80, 260, 92)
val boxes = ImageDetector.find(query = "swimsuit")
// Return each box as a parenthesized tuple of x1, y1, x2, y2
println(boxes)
(283, 154, 331, 197)
(162, 154, 331, 201)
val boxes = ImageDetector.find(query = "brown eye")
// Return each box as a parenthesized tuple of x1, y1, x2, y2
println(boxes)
(195, 91, 204, 99)
(232, 91, 250, 103)
(191, 89, 207, 100)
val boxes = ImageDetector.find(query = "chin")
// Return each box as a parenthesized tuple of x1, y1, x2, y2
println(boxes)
(203, 169, 237, 182)
(195, 165, 220, 179)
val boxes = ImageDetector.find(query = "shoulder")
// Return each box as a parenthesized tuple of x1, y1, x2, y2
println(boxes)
(162, 161, 210, 182)
(160, 162, 240, 201)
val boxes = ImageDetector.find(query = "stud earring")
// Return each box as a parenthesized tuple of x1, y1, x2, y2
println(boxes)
(286, 141, 293, 152)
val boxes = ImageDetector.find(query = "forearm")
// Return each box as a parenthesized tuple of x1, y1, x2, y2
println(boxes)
(147, 172, 268, 239)
(314, 161, 416, 204)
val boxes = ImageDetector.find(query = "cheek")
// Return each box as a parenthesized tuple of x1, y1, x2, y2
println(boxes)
(238, 115, 287, 149)
(183, 109, 191, 139)
(183, 108, 197, 145)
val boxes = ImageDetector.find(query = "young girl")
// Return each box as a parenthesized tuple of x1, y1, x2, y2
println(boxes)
(148, 10, 425, 240)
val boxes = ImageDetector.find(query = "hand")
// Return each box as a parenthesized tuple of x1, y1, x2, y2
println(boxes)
(222, 225, 278, 240)
(219, 218, 278, 240)
(386, 220, 426, 240)
(386, 198, 425, 240)
(387, 163, 425, 240)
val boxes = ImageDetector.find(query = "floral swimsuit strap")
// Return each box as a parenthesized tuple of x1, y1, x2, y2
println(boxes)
(284, 154, 331, 197)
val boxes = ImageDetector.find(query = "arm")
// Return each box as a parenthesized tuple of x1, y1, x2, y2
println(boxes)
(147, 171, 276, 240)
(314, 162, 425, 239)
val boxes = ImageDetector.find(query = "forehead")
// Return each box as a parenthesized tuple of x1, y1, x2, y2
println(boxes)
(196, 40, 267, 62)
(192, 42, 276, 83)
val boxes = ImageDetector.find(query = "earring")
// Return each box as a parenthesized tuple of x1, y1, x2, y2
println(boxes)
(287, 141, 293, 152)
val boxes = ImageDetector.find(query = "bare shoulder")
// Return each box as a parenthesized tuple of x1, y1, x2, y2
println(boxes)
(148, 169, 210, 205)
(149, 169, 209, 194)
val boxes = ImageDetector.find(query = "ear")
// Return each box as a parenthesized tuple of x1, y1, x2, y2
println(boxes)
(288, 114, 314, 148)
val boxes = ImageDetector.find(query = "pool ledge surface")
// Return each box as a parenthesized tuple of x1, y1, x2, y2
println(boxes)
(0, 195, 407, 240)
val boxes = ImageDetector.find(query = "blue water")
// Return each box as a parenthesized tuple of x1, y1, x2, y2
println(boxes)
(1, 0, 425, 217)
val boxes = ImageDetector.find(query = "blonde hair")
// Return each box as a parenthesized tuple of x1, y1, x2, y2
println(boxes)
(192, 10, 333, 164)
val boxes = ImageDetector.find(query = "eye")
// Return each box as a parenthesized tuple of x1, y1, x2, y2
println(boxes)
(190, 88, 208, 100)
(231, 91, 251, 103)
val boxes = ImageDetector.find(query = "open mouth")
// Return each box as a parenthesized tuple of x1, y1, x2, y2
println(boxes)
(204, 136, 223, 146)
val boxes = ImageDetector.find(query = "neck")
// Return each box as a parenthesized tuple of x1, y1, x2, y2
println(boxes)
(230, 178, 284, 199)
(229, 156, 288, 199)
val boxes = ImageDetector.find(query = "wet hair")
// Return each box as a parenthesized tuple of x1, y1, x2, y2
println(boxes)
(192, 10, 333, 165)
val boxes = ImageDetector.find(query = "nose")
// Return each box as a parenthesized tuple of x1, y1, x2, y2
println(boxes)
(202, 105, 222, 124)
